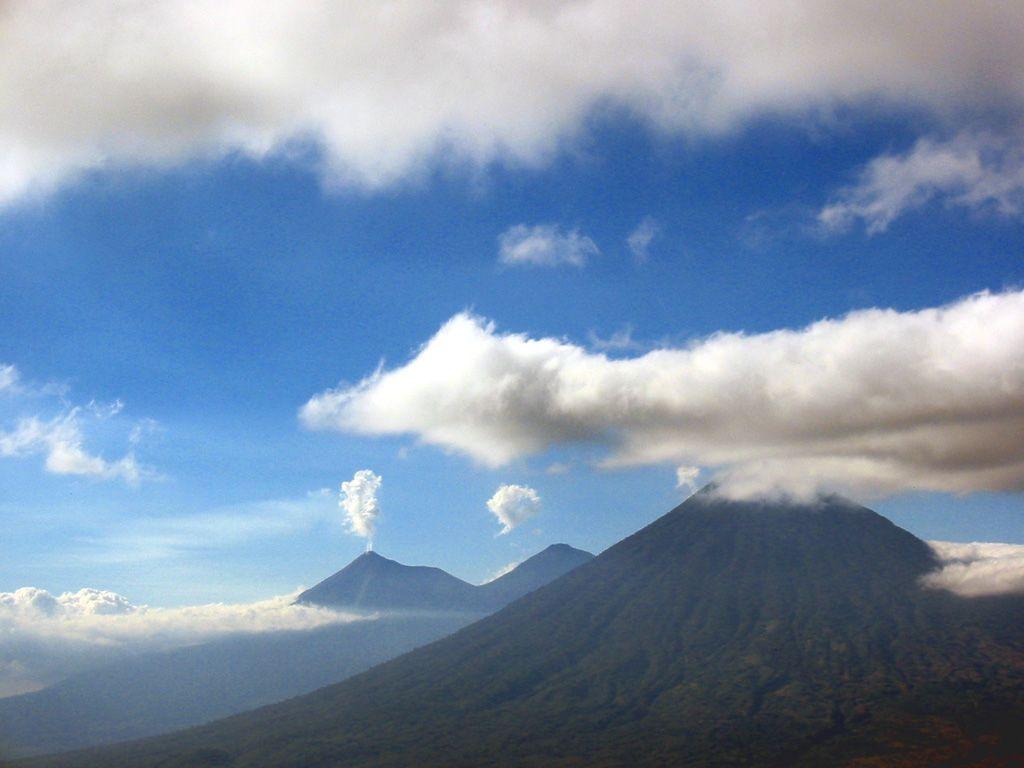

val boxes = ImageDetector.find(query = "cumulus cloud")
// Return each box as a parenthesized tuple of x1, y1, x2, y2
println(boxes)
(820, 132, 1024, 233)
(922, 541, 1024, 597)
(627, 217, 659, 262)
(4, 2, 1024, 203)
(340, 470, 383, 546)
(303, 289, 1024, 498)
(498, 224, 598, 268)
(0, 586, 362, 696)
(486, 484, 541, 535)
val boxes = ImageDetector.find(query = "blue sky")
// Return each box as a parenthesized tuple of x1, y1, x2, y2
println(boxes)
(2, 2, 1024, 607)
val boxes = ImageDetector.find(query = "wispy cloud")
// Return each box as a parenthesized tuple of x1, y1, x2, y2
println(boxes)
(78, 490, 338, 564)
(302, 289, 1024, 499)
(819, 132, 1024, 233)
(0, 410, 150, 485)
(0, 364, 19, 393)
(498, 224, 598, 268)
(626, 217, 659, 262)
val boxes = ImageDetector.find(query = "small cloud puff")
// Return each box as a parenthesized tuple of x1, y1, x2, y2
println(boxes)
(675, 465, 701, 492)
(627, 217, 659, 262)
(487, 484, 541, 535)
(498, 224, 598, 268)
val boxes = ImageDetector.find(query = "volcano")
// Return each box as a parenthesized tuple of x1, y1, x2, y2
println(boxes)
(29, 491, 1024, 767)
(296, 544, 594, 613)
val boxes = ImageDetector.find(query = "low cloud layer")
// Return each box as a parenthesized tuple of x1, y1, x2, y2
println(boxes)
(820, 132, 1024, 233)
(303, 289, 1024, 498)
(498, 224, 598, 268)
(487, 485, 541, 535)
(923, 541, 1024, 597)
(340, 470, 383, 546)
(3, 2, 1024, 203)
(0, 587, 362, 697)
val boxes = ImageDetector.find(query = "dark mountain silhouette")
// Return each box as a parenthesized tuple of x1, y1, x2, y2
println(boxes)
(22, 492, 1024, 767)
(296, 544, 595, 613)
(295, 551, 482, 612)
(0, 545, 592, 759)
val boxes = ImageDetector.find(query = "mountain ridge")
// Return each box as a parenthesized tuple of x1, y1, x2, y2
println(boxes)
(21, 492, 1024, 767)
(295, 543, 595, 613)
(0, 544, 593, 759)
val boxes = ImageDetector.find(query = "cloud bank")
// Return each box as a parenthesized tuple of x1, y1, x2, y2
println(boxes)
(340, 470, 383, 546)
(3, 1, 1024, 203)
(303, 289, 1024, 498)
(820, 132, 1024, 233)
(486, 484, 541, 535)
(498, 224, 598, 268)
(923, 541, 1024, 597)
(0, 587, 362, 697)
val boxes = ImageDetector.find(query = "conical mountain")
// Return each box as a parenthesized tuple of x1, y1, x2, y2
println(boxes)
(34, 492, 1024, 767)
(478, 543, 594, 608)
(295, 551, 483, 612)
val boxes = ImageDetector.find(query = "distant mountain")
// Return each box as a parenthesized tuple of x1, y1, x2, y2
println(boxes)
(295, 551, 483, 612)
(296, 544, 595, 613)
(478, 543, 594, 607)
(0, 545, 592, 759)
(35, 491, 1024, 767)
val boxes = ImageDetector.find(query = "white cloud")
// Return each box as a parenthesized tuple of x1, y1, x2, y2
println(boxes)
(627, 217, 659, 262)
(820, 132, 1024, 233)
(481, 560, 523, 584)
(922, 541, 1024, 597)
(0, 586, 363, 696)
(340, 470, 382, 545)
(675, 465, 701, 492)
(498, 224, 598, 268)
(0, 364, 19, 393)
(0, 365, 157, 484)
(0, 411, 147, 485)
(5, 2, 1024, 203)
(486, 484, 541, 535)
(303, 289, 1024, 499)
(588, 324, 642, 353)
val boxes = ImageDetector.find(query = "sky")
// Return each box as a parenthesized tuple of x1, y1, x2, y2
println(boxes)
(2, 1, 1024, 624)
